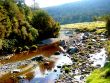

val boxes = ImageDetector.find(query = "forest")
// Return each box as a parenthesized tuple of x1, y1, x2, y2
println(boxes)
(45, 0, 110, 24)
(0, 0, 60, 55)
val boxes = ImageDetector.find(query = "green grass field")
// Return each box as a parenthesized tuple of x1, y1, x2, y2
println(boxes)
(61, 21, 106, 31)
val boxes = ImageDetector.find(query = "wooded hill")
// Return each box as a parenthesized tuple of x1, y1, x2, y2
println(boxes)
(44, 0, 110, 24)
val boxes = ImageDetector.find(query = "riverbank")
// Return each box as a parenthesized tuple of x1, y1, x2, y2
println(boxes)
(0, 22, 109, 83)
(56, 31, 107, 83)
(0, 42, 60, 64)
(60, 21, 110, 83)
(0, 42, 61, 83)
(86, 40, 110, 83)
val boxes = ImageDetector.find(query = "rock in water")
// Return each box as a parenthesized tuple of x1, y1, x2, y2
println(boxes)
(31, 56, 44, 62)
(54, 51, 60, 55)
(67, 46, 78, 54)
(59, 46, 66, 52)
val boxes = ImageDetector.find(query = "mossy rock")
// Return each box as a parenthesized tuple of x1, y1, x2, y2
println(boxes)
(72, 57, 78, 62)
(79, 51, 85, 56)
(87, 45, 92, 49)
(64, 67, 70, 73)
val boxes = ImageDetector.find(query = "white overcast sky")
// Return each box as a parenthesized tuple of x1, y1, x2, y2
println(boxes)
(25, 0, 81, 8)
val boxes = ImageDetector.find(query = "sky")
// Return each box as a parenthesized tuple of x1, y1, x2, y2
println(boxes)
(25, 0, 81, 8)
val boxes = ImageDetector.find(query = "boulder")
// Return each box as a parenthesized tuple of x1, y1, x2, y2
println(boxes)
(11, 69, 21, 73)
(67, 46, 78, 54)
(17, 75, 26, 79)
(84, 32, 89, 37)
(54, 69, 57, 72)
(60, 40, 66, 47)
(54, 51, 60, 55)
(57, 65, 62, 68)
(31, 56, 44, 62)
(59, 46, 66, 52)
(95, 64, 101, 68)
(92, 39, 96, 42)
(44, 62, 50, 66)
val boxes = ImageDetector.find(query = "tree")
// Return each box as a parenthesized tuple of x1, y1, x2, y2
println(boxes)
(106, 17, 110, 36)
(15, 0, 25, 4)
(30, 2, 39, 10)
(0, 4, 12, 39)
(32, 10, 60, 40)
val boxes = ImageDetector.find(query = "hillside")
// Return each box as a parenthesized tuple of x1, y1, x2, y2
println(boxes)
(44, 0, 110, 24)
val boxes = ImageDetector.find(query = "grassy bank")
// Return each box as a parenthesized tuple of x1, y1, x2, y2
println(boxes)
(86, 62, 110, 83)
(61, 21, 106, 32)
(105, 41, 110, 59)
(86, 40, 110, 83)
(61, 21, 110, 83)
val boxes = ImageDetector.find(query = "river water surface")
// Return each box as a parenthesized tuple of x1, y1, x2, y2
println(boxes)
(0, 29, 108, 83)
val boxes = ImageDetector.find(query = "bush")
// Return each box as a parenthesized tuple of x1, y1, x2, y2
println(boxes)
(0, 0, 59, 54)
(16, 47, 23, 52)
(106, 18, 110, 36)
(24, 45, 29, 51)
(2, 39, 17, 52)
(0, 39, 3, 50)
(28, 27, 38, 42)
(30, 45, 38, 51)
(0, 5, 12, 39)
(32, 10, 60, 39)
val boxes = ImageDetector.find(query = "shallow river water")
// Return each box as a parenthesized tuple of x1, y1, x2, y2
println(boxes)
(0, 29, 107, 83)
(19, 53, 72, 83)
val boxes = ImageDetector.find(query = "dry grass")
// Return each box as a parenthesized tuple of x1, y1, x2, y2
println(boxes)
(61, 21, 106, 31)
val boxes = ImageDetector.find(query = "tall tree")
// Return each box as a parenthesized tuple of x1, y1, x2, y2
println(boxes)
(32, 10, 60, 40)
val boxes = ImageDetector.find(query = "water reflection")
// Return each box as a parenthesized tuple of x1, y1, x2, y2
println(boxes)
(0, 42, 72, 83)
(0, 43, 60, 64)
(39, 60, 55, 74)
(24, 53, 72, 83)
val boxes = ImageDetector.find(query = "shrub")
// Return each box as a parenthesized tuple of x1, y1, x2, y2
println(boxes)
(30, 45, 38, 51)
(0, 39, 3, 50)
(17, 47, 23, 52)
(32, 10, 60, 39)
(106, 18, 110, 36)
(24, 45, 29, 51)
(28, 27, 38, 42)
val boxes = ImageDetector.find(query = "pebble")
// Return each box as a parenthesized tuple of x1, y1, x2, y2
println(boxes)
(56, 32, 106, 83)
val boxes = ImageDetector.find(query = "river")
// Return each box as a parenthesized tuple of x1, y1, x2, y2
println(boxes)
(0, 29, 108, 83)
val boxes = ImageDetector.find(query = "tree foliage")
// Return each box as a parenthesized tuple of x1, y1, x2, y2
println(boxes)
(45, 0, 110, 24)
(0, 0, 60, 54)
(32, 10, 60, 39)
(106, 17, 110, 36)
(94, 15, 110, 36)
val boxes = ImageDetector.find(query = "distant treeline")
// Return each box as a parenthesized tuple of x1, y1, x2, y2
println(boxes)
(44, 0, 110, 24)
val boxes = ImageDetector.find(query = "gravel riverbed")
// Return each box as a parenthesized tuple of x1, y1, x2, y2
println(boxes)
(0, 31, 108, 83)
(56, 32, 107, 83)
